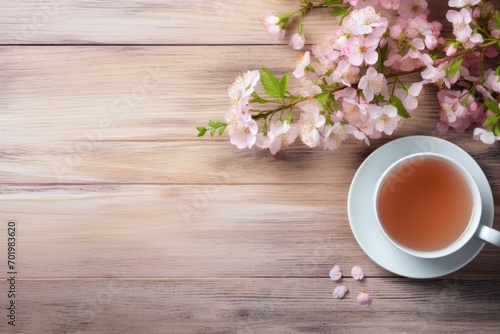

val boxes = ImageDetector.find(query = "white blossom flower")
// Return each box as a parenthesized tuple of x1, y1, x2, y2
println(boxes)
(474, 128, 499, 144)
(300, 108, 326, 147)
(293, 51, 310, 79)
(228, 70, 260, 102)
(322, 122, 356, 150)
(329, 265, 342, 281)
(358, 67, 387, 101)
(330, 60, 360, 86)
(484, 71, 500, 93)
(289, 33, 305, 50)
(333, 286, 348, 299)
(263, 120, 300, 155)
(448, 0, 481, 8)
(368, 104, 400, 135)
(264, 12, 286, 41)
(351, 266, 365, 280)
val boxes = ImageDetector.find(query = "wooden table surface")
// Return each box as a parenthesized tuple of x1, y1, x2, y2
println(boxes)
(0, 1, 499, 333)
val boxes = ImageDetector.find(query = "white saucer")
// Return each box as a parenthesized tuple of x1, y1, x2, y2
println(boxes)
(347, 136, 494, 278)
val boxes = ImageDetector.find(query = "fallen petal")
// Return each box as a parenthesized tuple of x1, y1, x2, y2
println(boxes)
(333, 285, 348, 299)
(329, 265, 342, 281)
(357, 291, 372, 307)
(351, 266, 364, 280)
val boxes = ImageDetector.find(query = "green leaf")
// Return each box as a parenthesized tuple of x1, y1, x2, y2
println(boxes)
(377, 43, 389, 73)
(485, 101, 500, 114)
(483, 115, 499, 126)
(373, 94, 385, 103)
(208, 120, 218, 128)
(448, 58, 463, 78)
(286, 113, 293, 125)
(210, 127, 217, 137)
(196, 126, 207, 137)
(495, 124, 500, 136)
(218, 126, 226, 136)
(496, 11, 500, 29)
(389, 95, 411, 118)
(280, 73, 289, 98)
(250, 92, 268, 104)
(331, 97, 339, 111)
(314, 92, 331, 111)
(261, 67, 283, 99)
(314, 92, 330, 104)
(325, 0, 342, 6)
(331, 7, 348, 17)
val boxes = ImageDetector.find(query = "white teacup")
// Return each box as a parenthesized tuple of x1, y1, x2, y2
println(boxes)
(374, 152, 500, 259)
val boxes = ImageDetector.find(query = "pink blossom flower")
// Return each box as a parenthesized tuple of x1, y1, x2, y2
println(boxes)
(228, 70, 260, 102)
(227, 113, 258, 149)
(484, 71, 500, 93)
(445, 44, 458, 56)
(368, 104, 400, 135)
(425, 35, 438, 49)
(436, 121, 450, 133)
(344, 35, 379, 66)
(344, 6, 385, 35)
(323, 122, 356, 150)
(329, 265, 342, 281)
(449, 0, 481, 8)
(302, 80, 323, 97)
(379, 0, 400, 10)
(289, 33, 305, 50)
(259, 120, 300, 154)
(353, 129, 370, 145)
(402, 82, 423, 111)
(357, 291, 372, 307)
(263, 12, 286, 41)
(446, 9, 473, 43)
(351, 266, 365, 280)
(484, 45, 499, 59)
(473, 128, 499, 144)
(476, 84, 494, 101)
(422, 64, 458, 89)
(461, 31, 483, 49)
(358, 67, 387, 101)
(333, 286, 348, 299)
(330, 60, 360, 86)
(398, 0, 429, 18)
(437, 89, 474, 133)
(293, 51, 310, 79)
(312, 31, 347, 70)
(300, 108, 326, 147)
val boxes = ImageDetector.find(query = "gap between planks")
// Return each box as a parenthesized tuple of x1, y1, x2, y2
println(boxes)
(1, 276, 498, 281)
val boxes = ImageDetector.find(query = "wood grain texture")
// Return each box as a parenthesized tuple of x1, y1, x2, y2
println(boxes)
(0, 185, 498, 279)
(1, 0, 500, 332)
(0, 278, 498, 333)
(0, 0, 451, 45)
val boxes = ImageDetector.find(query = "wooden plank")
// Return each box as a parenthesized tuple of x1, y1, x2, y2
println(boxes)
(0, 0, 337, 45)
(0, 185, 498, 279)
(0, 1, 452, 45)
(0, 45, 298, 142)
(0, 278, 498, 333)
(1, 137, 500, 185)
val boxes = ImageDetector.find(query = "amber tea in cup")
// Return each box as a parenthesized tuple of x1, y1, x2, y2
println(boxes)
(376, 156, 473, 252)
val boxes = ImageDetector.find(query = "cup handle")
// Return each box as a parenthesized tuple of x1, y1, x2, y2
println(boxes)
(475, 224, 500, 247)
